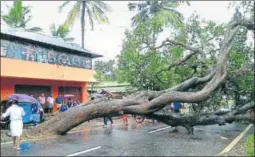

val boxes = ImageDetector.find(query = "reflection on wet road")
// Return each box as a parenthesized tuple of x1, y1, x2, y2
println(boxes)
(1, 120, 250, 156)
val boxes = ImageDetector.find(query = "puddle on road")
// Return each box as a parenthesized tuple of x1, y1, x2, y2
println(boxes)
(20, 141, 32, 151)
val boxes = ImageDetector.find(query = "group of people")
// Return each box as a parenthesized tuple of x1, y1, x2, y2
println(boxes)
(57, 97, 80, 113)
(31, 93, 80, 113)
(30, 93, 54, 114)
(0, 93, 81, 151)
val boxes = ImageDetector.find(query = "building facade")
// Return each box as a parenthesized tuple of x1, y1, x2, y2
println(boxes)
(1, 28, 101, 108)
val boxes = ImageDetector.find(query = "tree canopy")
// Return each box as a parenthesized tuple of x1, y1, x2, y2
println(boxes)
(94, 59, 116, 82)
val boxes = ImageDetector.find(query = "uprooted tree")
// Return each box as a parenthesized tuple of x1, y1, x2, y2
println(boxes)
(25, 1, 254, 138)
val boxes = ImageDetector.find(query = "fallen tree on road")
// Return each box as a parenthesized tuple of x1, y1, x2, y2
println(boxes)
(25, 18, 254, 138)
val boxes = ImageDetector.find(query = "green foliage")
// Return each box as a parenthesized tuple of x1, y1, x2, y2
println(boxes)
(94, 60, 116, 82)
(50, 24, 74, 42)
(116, 26, 191, 90)
(227, 18, 254, 100)
(2, 0, 42, 32)
(245, 134, 254, 157)
(59, 1, 111, 30)
(114, 1, 194, 91)
(128, 1, 185, 29)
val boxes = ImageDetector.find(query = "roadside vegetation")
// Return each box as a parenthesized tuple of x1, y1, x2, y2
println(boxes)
(245, 134, 254, 157)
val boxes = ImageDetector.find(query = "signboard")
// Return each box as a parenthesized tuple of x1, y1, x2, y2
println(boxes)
(1, 39, 92, 69)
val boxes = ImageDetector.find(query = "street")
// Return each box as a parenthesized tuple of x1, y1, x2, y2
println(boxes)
(0, 118, 250, 156)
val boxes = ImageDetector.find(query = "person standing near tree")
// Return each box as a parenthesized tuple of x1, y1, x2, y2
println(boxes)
(55, 95, 63, 112)
(103, 115, 113, 126)
(67, 98, 73, 108)
(30, 103, 40, 127)
(172, 101, 183, 113)
(121, 95, 128, 126)
(46, 94, 54, 114)
(1, 100, 25, 151)
(38, 93, 46, 112)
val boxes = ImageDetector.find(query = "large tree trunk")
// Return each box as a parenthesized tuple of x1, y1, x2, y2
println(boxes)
(24, 19, 254, 138)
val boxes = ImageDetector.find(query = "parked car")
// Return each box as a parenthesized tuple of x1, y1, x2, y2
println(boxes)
(0, 94, 45, 129)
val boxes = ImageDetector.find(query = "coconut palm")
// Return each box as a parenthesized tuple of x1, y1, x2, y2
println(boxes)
(2, 0, 42, 32)
(128, 1, 188, 28)
(50, 24, 74, 42)
(59, 1, 111, 48)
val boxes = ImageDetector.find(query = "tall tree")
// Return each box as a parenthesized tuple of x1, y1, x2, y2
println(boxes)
(115, 1, 189, 91)
(94, 60, 116, 82)
(128, 1, 188, 29)
(50, 24, 74, 42)
(2, 0, 42, 32)
(59, 1, 111, 48)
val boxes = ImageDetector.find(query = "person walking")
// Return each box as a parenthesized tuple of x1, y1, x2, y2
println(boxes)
(103, 115, 113, 126)
(30, 103, 40, 126)
(67, 98, 73, 108)
(1, 100, 25, 151)
(121, 95, 128, 125)
(122, 114, 128, 126)
(172, 101, 183, 113)
(73, 99, 80, 107)
(46, 94, 54, 114)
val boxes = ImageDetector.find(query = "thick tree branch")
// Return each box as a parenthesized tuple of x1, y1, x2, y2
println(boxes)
(150, 38, 204, 54)
(165, 71, 216, 92)
(147, 101, 254, 133)
(151, 39, 204, 84)
(232, 19, 255, 31)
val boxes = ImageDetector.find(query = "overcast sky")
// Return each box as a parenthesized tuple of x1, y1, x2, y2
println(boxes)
(1, 1, 235, 61)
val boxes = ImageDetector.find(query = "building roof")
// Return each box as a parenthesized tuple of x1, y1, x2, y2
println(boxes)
(0, 27, 103, 58)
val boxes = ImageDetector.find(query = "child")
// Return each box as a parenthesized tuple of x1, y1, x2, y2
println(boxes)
(122, 114, 128, 126)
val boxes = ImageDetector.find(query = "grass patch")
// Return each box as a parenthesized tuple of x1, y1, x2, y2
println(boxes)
(244, 134, 254, 157)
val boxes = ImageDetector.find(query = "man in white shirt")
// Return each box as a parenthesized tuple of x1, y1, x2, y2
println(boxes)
(1, 100, 25, 151)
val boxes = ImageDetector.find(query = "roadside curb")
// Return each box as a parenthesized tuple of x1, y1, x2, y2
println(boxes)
(217, 124, 254, 156)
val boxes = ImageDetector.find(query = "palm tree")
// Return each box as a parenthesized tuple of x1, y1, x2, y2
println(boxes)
(50, 24, 74, 42)
(128, 1, 188, 28)
(59, 1, 111, 48)
(1, 0, 42, 32)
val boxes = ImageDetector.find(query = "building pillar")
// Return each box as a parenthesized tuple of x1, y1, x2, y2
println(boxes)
(52, 85, 59, 113)
(81, 82, 88, 103)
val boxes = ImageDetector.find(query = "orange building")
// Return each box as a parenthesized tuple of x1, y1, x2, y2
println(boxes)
(0, 28, 101, 109)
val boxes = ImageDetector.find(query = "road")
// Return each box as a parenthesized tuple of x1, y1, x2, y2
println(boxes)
(0, 119, 250, 156)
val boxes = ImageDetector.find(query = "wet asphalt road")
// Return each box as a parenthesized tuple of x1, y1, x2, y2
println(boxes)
(0, 120, 249, 156)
